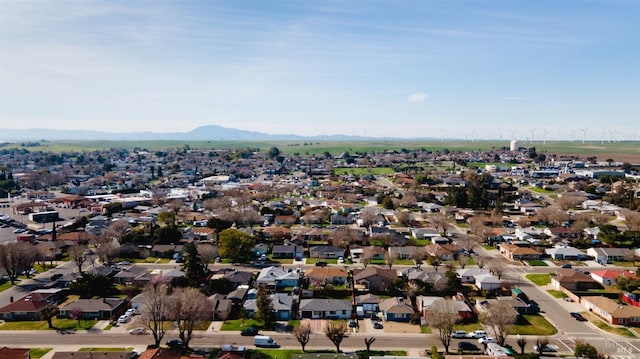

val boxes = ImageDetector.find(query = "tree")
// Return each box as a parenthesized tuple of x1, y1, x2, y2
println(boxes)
(157, 211, 177, 226)
(40, 304, 59, 329)
(67, 244, 88, 274)
(293, 322, 312, 352)
(324, 320, 348, 353)
(93, 233, 118, 266)
(255, 286, 276, 329)
(423, 299, 461, 354)
(489, 261, 505, 280)
(0, 242, 36, 285)
(535, 337, 549, 357)
(384, 251, 397, 269)
(183, 242, 206, 287)
(69, 273, 115, 298)
(574, 341, 599, 359)
(480, 300, 517, 345)
(70, 307, 83, 327)
(140, 277, 171, 347)
(432, 210, 452, 236)
(267, 147, 281, 160)
(217, 229, 255, 260)
(172, 287, 210, 349)
(516, 336, 527, 354)
(364, 337, 376, 351)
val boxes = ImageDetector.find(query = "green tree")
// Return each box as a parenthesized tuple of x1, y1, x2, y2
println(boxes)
(267, 147, 281, 159)
(574, 341, 599, 359)
(183, 243, 206, 287)
(255, 286, 276, 329)
(153, 225, 182, 244)
(69, 273, 116, 298)
(381, 196, 395, 209)
(217, 229, 255, 260)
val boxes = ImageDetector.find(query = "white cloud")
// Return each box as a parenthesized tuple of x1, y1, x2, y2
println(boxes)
(406, 92, 428, 102)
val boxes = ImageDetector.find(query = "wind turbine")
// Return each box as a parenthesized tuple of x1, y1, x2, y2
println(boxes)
(470, 128, 478, 142)
(509, 129, 516, 140)
(528, 129, 535, 144)
(542, 128, 550, 145)
(570, 130, 576, 143)
(580, 128, 589, 144)
(601, 129, 607, 145)
(440, 129, 446, 143)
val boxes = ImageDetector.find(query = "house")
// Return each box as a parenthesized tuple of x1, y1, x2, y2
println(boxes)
(138, 348, 183, 359)
(552, 268, 602, 291)
(0, 289, 65, 321)
(499, 243, 540, 261)
(587, 247, 633, 264)
(590, 270, 638, 286)
(217, 345, 248, 359)
(423, 244, 457, 261)
(271, 244, 304, 260)
(496, 296, 538, 314)
(406, 269, 449, 291)
(51, 352, 136, 359)
(226, 285, 250, 304)
(244, 293, 294, 321)
(379, 297, 414, 322)
(113, 266, 150, 285)
(353, 267, 397, 292)
(208, 293, 232, 321)
(355, 293, 382, 314)
(253, 244, 270, 257)
(309, 245, 345, 259)
(545, 246, 587, 260)
(211, 269, 253, 289)
(475, 298, 519, 318)
(474, 273, 502, 291)
(0, 347, 30, 359)
(410, 228, 441, 239)
(58, 298, 127, 320)
(305, 267, 348, 286)
(388, 246, 419, 260)
(416, 296, 473, 320)
(582, 296, 640, 327)
(255, 266, 300, 289)
(299, 298, 352, 319)
(361, 246, 386, 260)
(456, 268, 492, 284)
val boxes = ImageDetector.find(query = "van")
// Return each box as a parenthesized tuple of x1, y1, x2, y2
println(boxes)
(254, 335, 279, 348)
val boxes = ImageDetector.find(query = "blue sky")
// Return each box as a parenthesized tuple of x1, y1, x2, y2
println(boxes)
(1, 0, 638, 140)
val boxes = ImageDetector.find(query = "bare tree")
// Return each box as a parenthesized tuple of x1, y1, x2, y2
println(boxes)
(384, 251, 397, 269)
(535, 337, 550, 356)
(516, 336, 527, 354)
(396, 210, 412, 226)
(93, 233, 119, 266)
(361, 251, 372, 268)
(359, 207, 379, 228)
(481, 301, 517, 346)
(40, 304, 59, 329)
(140, 277, 171, 347)
(489, 261, 505, 280)
(293, 322, 312, 352)
(432, 210, 452, 237)
(197, 243, 217, 271)
(324, 320, 348, 353)
(106, 219, 130, 242)
(423, 299, 461, 354)
(476, 256, 486, 269)
(364, 337, 376, 351)
(410, 247, 426, 269)
(623, 209, 640, 231)
(0, 242, 36, 285)
(556, 194, 583, 210)
(67, 244, 88, 274)
(171, 287, 210, 349)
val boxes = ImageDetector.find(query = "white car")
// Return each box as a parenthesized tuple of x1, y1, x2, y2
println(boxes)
(337, 257, 344, 264)
(129, 327, 147, 335)
(125, 308, 137, 316)
(478, 337, 497, 344)
(117, 315, 130, 323)
(467, 330, 488, 338)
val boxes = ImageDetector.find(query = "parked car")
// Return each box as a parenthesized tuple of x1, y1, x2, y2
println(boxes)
(373, 322, 383, 329)
(533, 344, 556, 352)
(129, 327, 147, 335)
(240, 326, 259, 336)
(117, 315, 130, 323)
(337, 256, 344, 264)
(348, 320, 357, 328)
(50, 273, 63, 281)
(467, 330, 488, 338)
(315, 261, 327, 267)
(575, 314, 587, 321)
(457, 341, 480, 352)
(451, 330, 467, 338)
(166, 338, 184, 349)
(561, 263, 572, 268)
(478, 337, 497, 344)
(126, 308, 137, 316)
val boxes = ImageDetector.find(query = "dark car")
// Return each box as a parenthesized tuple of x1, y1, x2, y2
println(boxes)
(166, 338, 184, 349)
(50, 273, 63, 281)
(575, 313, 587, 321)
(240, 326, 259, 336)
(315, 261, 327, 267)
(561, 263, 572, 268)
(373, 322, 383, 329)
(457, 341, 480, 352)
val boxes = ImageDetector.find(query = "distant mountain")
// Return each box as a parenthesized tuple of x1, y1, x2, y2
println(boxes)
(0, 125, 377, 142)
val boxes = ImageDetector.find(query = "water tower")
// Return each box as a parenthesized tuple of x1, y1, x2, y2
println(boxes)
(510, 139, 519, 151)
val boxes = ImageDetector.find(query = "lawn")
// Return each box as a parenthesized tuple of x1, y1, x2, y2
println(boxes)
(0, 318, 96, 331)
(527, 260, 548, 266)
(508, 314, 557, 336)
(221, 318, 263, 331)
(29, 349, 52, 359)
(193, 320, 212, 330)
(583, 312, 636, 337)
(482, 245, 495, 250)
(453, 322, 484, 332)
(268, 258, 294, 265)
(525, 274, 551, 286)
(546, 290, 567, 298)
(0, 280, 12, 293)
(528, 187, 554, 194)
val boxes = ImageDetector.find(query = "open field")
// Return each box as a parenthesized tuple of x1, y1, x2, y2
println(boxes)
(2, 140, 639, 162)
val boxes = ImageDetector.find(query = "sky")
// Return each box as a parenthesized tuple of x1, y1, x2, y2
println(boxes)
(1, 0, 639, 140)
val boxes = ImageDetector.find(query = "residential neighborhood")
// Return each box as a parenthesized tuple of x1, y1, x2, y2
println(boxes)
(0, 143, 639, 359)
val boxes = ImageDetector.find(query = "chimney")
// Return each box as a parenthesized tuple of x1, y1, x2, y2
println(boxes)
(10, 296, 13, 303)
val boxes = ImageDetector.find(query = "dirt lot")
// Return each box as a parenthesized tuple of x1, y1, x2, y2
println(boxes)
(380, 321, 422, 334)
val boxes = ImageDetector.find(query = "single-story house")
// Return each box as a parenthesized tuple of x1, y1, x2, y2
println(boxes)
(416, 296, 473, 320)
(586, 247, 633, 264)
(113, 266, 150, 285)
(244, 293, 294, 321)
(590, 270, 638, 286)
(552, 269, 603, 291)
(305, 267, 348, 286)
(58, 298, 126, 320)
(271, 245, 304, 260)
(456, 268, 492, 284)
(353, 267, 397, 292)
(355, 293, 382, 314)
(379, 297, 414, 322)
(0, 289, 66, 321)
(582, 296, 640, 327)
(545, 246, 587, 261)
(474, 273, 502, 291)
(499, 243, 541, 261)
(298, 298, 352, 319)
(256, 266, 300, 289)
(309, 245, 345, 259)
(208, 293, 232, 321)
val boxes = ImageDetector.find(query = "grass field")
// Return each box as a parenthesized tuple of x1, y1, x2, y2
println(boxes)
(3, 140, 638, 162)
(0, 318, 96, 331)
(508, 314, 557, 336)
(546, 289, 567, 298)
(583, 312, 636, 337)
(526, 273, 551, 286)
(29, 349, 52, 359)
